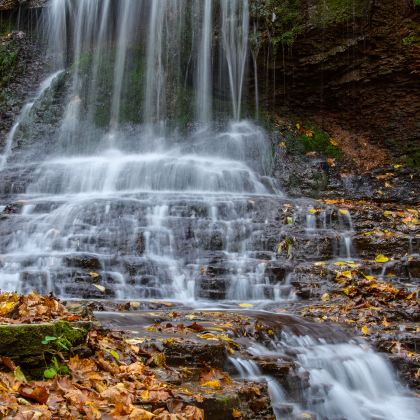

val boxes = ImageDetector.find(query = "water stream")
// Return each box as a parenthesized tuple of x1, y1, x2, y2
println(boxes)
(0, 1, 418, 418)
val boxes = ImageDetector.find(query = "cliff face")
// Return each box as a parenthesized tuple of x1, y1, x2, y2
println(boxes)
(0, 0, 45, 10)
(251, 0, 420, 167)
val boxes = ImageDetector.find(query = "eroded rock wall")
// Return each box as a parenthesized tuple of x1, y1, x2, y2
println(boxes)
(251, 0, 420, 166)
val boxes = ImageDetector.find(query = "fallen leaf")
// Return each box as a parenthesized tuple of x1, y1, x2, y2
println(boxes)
(93, 284, 106, 292)
(232, 408, 241, 418)
(375, 255, 389, 263)
(201, 380, 221, 390)
(238, 303, 253, 308)
(19, 385, 49, 404)
(321, 293, 330, 302)
(14, 366, 27, 383)
(361, 325, 370, 335)
(382, 318, 390, 328)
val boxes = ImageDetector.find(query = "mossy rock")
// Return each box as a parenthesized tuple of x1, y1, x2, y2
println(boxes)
(0, 320, 92, 367)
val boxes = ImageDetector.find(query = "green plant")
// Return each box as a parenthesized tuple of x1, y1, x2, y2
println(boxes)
(43, 356, 70, 379)
(42, 334, 72, 351)
(402, 34, 420, 46)
(41, 335, 72, 379)
(296, 125, 342, 159)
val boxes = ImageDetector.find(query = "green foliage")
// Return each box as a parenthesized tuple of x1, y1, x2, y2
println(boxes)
(310, 0, 369, 27)
(41, 335, 72, 379)
(414, 0, 420, 6)
(297, 126, 342, 158)
(43, 356, 70, 379)
(249, 0, 369, 48)
(250, 0, 303, 48)
(41, 334, 72, 351)
(402, 34, 420, 46)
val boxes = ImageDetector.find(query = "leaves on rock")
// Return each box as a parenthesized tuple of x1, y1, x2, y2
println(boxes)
(0, 291, 83, 324)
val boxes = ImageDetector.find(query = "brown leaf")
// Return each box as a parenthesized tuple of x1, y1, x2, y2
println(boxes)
(187, 322, 205, 332)
(0, 356, 16, 371)
(184, 405, 204, 420)
(19, 385, 49, 404)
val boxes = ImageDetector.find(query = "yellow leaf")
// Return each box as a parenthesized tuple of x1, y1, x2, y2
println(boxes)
(0, 300, 18, 316)
(362, 274, 376, 281)
(330, 138, 338, 146)
(197, 333, 219, 341)
(339, 209, 349, 215)
(279, 141, 286, 149)
(321, 293, 330, 301)
(238, 303, 253, 308)
(89, 272, 100, 278)
(382, 318, 390, 328)
(308, 208, 317, 214)
(361, 325, 370, 335)
(336, 270, 353, 280)
(93, 284, 106, 292)
(393, 164, 402, 169)
(232, 408, 241, 418)
(296, 123, 301, 129)
(375, 255, 389, 263)
(140, 390, 150, 401)
(85, 402, 101, 419)
(109, 350, 120, 362)
(201, 380, 221, 390)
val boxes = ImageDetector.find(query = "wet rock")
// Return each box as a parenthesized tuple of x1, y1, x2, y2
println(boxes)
(196, 277, 228, 300)
(64, 254, 102, 270)
(0, 320, 91, 369)
(163, 339, 227, 369)
(196, 381, 274, 420)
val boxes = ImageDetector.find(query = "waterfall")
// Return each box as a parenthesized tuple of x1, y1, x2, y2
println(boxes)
(110, 0, 142, 130)
(221, 0, 249, 120)
(195, 0, 213, 124)
(0, 0, 274, 301)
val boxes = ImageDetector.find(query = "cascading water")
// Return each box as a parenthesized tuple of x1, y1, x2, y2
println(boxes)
(0, 0, 280, 301)
(1, 2, 418, 419)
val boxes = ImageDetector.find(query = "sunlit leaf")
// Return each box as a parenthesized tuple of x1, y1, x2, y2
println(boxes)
(238, 303, 253, 308)
(382, 318, 390, 327)
(201, 380, 221, 389)
(93, 284, 106, 292)
(232, 408, 241, 418)
(375, 255, 389, 263)
(361, 325, 370, 335)
(43, 367, 57, 379)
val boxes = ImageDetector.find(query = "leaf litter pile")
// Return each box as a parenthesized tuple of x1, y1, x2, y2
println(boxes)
(0, 291, 82, 324)
(0, 292, 273, 419)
